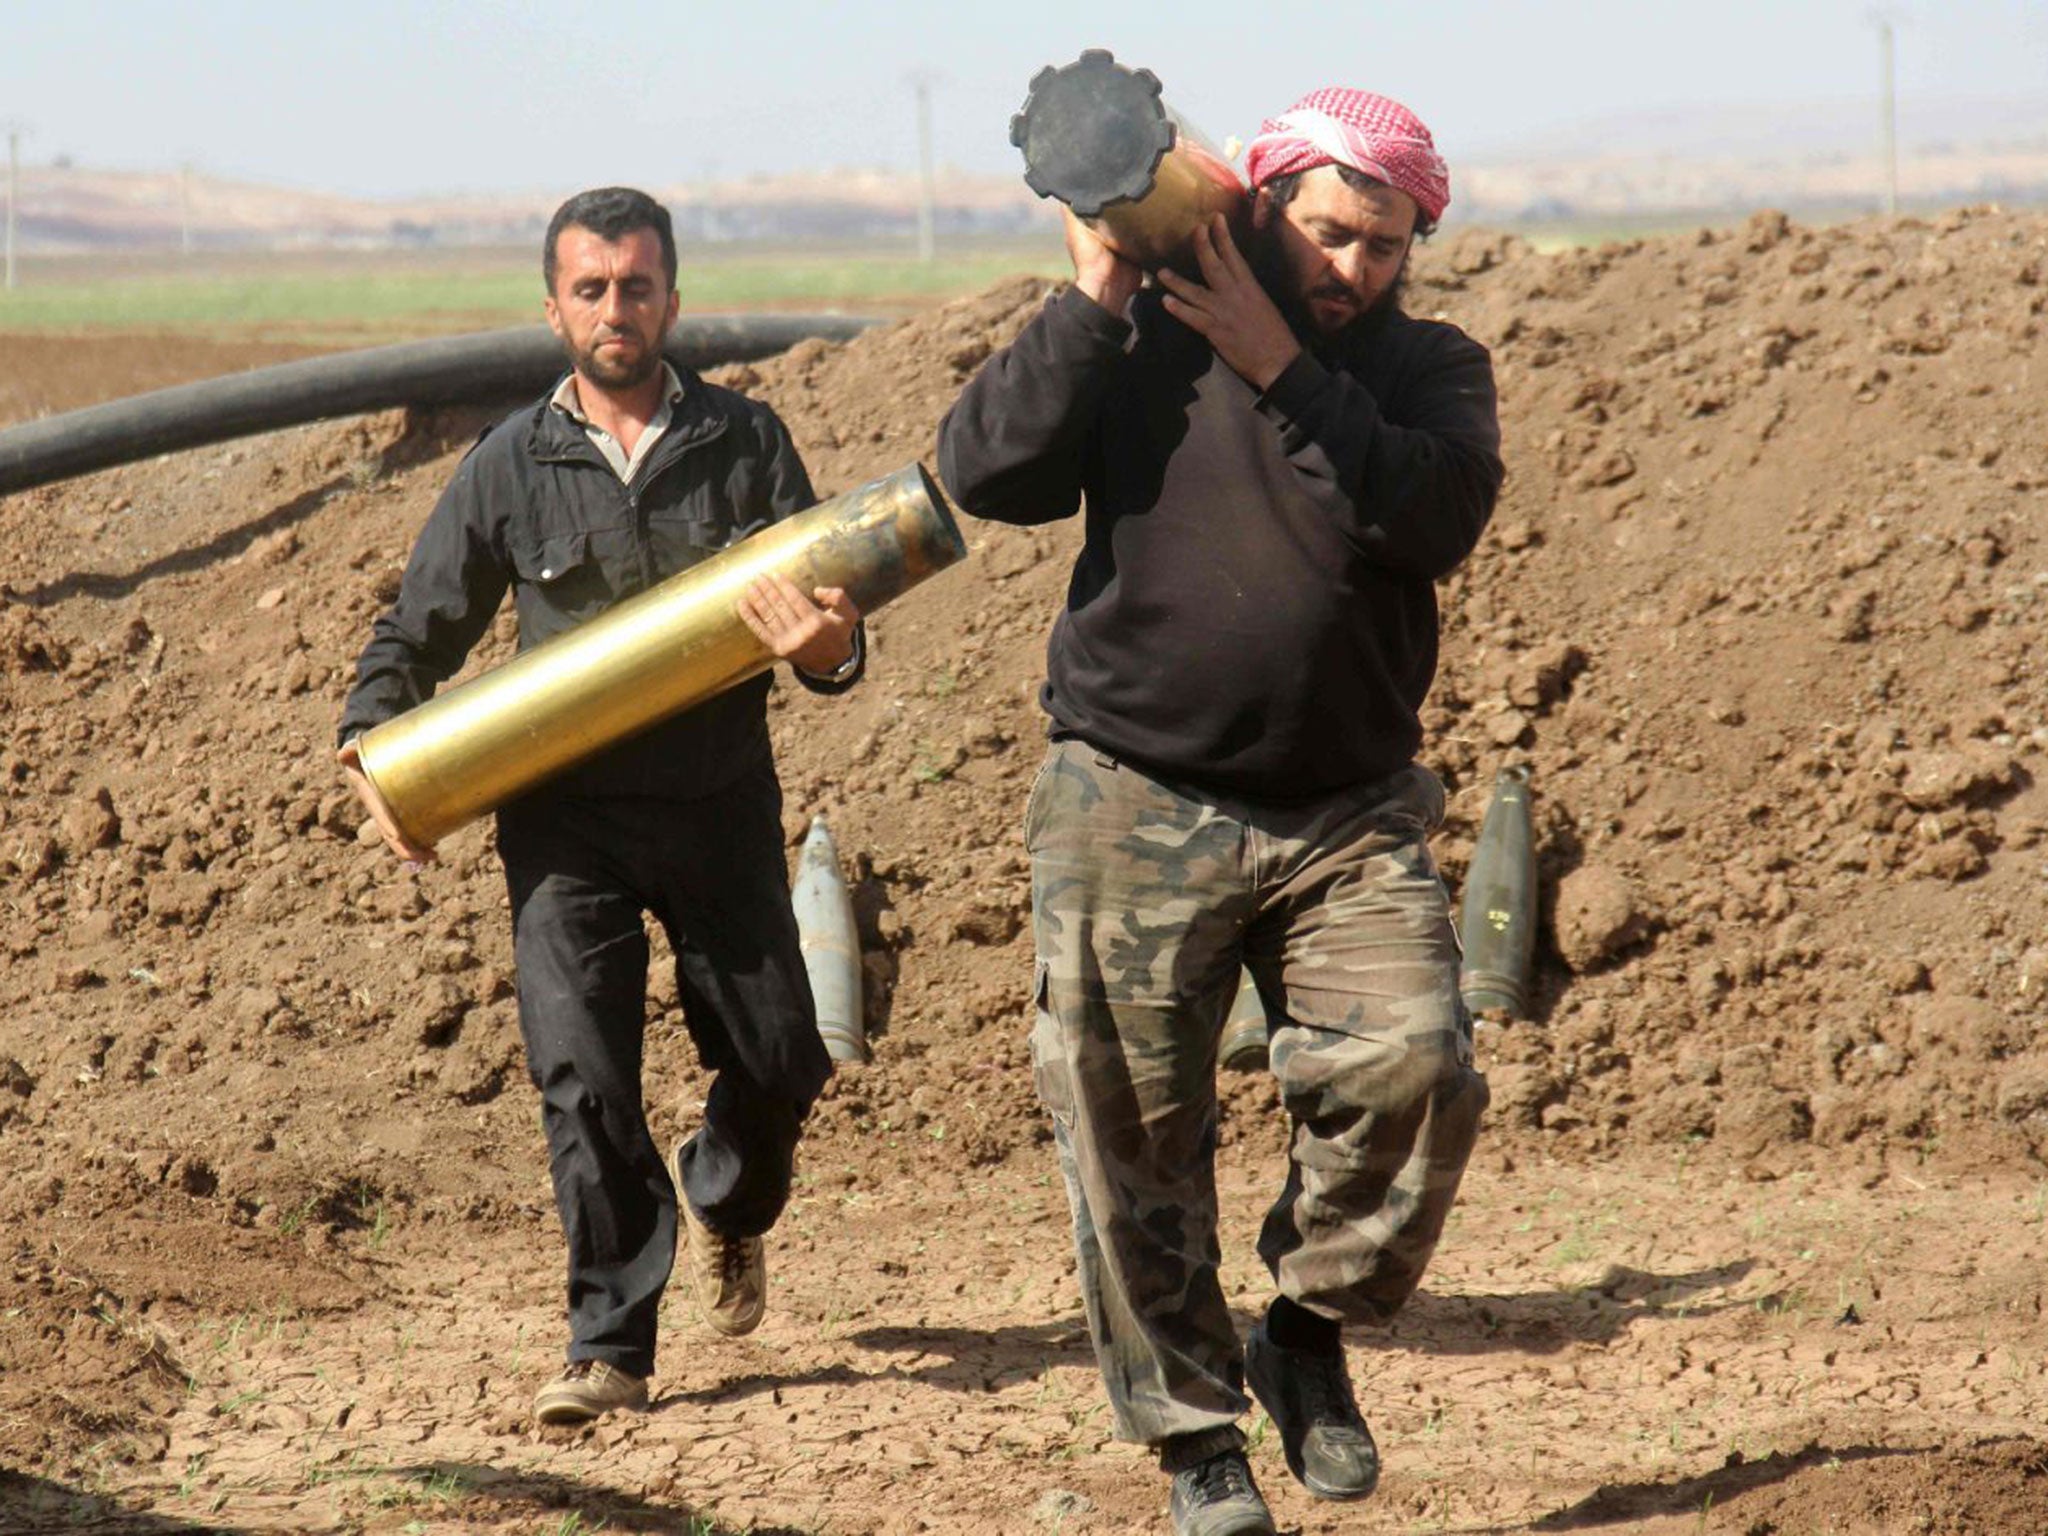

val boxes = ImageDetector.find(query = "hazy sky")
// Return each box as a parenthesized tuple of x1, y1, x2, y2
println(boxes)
(2, 1, 2043, 199)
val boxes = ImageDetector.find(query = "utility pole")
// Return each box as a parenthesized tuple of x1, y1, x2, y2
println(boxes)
(699, 158, 719, 244)
(1872, 10, 1900, 216)
(180, 162, 194, 256)
(4, 125, 20, 293)
(910, 71, 938, 263)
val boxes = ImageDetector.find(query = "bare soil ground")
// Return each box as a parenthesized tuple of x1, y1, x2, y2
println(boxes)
(2, 206, 2046, 1534)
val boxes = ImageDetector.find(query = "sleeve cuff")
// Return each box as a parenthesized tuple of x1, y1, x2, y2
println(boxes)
(1256, 350, 1333, 424)
(1052, 283, 1135, 346)
(795, 622, 865, 694)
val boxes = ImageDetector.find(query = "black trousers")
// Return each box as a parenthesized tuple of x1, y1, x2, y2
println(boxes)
(497, 766, 832, 1378)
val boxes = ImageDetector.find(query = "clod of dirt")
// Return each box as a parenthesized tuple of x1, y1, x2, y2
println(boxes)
(1552, 865, 1647, 971)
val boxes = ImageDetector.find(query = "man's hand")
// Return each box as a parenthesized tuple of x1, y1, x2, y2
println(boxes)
(1063, 209, 1142, 318)
(737, 573, 860, 676)
(338, 740, 436, 865)
(1155, 214, 1303, 391)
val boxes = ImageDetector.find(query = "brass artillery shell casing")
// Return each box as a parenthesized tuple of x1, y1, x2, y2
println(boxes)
(1011, 49, 1248, 274)
(1089, 138, 1246, 273)
(355, 463, 965, 849)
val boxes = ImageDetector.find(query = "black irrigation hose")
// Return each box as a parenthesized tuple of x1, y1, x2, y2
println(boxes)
(0, 314, 877, 497)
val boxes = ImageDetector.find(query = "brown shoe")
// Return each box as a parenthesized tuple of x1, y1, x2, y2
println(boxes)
(533, 1360, 648, 1426)
(677, 1166, 766, 1335)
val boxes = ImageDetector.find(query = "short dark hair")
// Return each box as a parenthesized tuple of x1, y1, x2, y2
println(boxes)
(543, 187, 678, 292)
(1260, 163, 1438, 240)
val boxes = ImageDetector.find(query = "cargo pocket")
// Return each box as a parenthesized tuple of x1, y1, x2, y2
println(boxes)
(1028, 960, 1075, 1128)
(1021, 748, 1058, 855)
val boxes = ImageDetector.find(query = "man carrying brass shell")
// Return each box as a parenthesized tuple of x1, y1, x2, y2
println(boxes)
(337, 187, 860, 1428)
(941, 88, 1501, 1534)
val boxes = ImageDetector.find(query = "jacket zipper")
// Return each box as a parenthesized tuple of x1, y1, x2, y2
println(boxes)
(531, 398, 730, 595)
(627, 421, 728, 591)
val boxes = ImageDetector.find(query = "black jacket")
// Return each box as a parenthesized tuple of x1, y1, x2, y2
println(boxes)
(937, 286, 1502, 800)
(339, 369, 859, 804)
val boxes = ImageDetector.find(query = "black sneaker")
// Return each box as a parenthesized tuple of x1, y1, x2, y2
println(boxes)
(1244, 1316, 1380, 1501)
(1168, 1450, 1275, 1536)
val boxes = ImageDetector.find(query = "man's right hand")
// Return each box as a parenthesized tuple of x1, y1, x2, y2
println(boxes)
(1063, 209, 1142, 318)
(337, 740, 436, 865)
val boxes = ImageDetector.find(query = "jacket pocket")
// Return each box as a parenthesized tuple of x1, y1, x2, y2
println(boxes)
(645, 512, 732, 579)
(507, 530, 613, 636)
(509, 529, 591, 585)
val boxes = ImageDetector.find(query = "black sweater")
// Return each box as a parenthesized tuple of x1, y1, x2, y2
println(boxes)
(936, 285, 1502, 801)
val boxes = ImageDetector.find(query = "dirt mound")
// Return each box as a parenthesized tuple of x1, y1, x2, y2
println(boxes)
(2, 211, 2046, 1512)
(1411, 208, 2047, 1174)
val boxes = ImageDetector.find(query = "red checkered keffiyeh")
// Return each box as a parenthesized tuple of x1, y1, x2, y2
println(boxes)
(1243, 88, 1450, 224)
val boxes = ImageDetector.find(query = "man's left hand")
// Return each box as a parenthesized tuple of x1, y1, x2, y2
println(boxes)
(736, 572, 860, 676)
(1156, 214, 1302, 391)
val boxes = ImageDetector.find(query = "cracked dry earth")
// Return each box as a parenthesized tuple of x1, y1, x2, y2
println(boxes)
(5, 205, 2048, 1534)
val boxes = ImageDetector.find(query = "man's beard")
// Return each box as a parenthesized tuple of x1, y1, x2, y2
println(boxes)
(569, 331, 664, 389)
(1246, 224, 1406, 354)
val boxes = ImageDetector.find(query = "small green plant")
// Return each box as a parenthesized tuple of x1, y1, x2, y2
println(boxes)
(1674, 1130, 1708, 1176)
(212, 1313, 250, 1359)
(218, 1386, 268, 1417)
(302, 1451, 376, 1490)
(1549, 1204, 1621, 1268)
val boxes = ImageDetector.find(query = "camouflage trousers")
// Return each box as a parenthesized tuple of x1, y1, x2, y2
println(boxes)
(1025, 738, 1488, 1448)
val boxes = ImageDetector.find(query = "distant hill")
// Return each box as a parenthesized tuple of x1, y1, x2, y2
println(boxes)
(1, 164, 1052, 254)
(1460, 97, 2048, 223)
(8, 122, 2048, 252)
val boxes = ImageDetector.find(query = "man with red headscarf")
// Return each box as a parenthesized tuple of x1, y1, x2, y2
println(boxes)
(939, 88, 1501, 1535)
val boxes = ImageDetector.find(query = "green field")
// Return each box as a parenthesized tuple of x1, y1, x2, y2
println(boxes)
(0, 240, 1071, 342)
(0, 208, 1868, 341)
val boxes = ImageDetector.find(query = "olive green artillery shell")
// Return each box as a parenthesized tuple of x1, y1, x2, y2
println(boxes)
(1458, 765, 1537, 1018)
